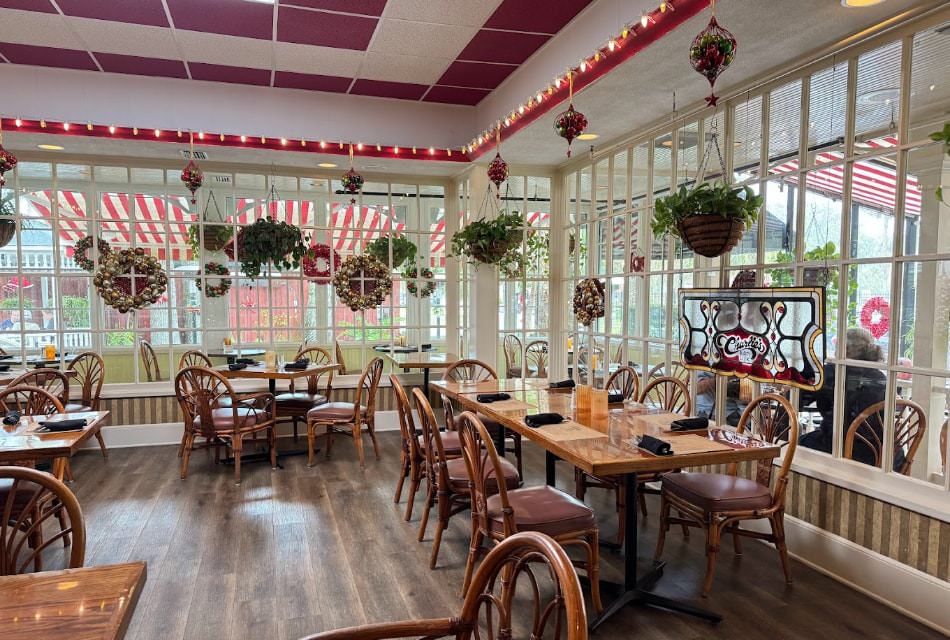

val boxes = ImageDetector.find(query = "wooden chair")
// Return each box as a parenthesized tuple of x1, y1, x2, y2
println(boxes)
(940, 419, 947, 473)
(298, 531, 588, 640)
(276, 346, 334, 440)
(604, 365, 640, 401)
(178, 349, 212, 369)
(174, 366, 277, 484)
(648, 362, 690, 383)
(62, 352, 108, 461)
(456, 411, 602, 613)
(391, 375, 425, 520)
(655, 393, 799, 596)
(844, 399, 926, 475)
(0, 384, 64, 417)
(139, 339, 162, 381)
(334, 340, 349, 375)
(6, 368, 69, 407)
(640, 375, 691, 414)
(443, 359, 523, 478)
(525, 340, 548, 378)
(0, 466, 85, 575)
(413, 389, 519, 569)
(307, 357, 383, 469)
(502, 334, 523, 377)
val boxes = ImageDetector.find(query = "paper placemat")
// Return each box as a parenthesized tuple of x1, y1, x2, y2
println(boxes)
(481, 399, 534, 411)
(666, 433, 734, 455)
(536, 421, 606, 442)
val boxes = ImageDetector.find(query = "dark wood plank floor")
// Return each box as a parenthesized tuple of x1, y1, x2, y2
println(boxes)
(65, 433, 942, 640)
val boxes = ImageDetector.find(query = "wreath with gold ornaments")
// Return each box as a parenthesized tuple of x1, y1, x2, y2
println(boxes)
(403, 265, 436, 298)
(332, 254, 392, 311)
(93, 247, 168, 313)
(73, 235, 112, 272)
(573, 278, 606, 326)
(196, 261, 232, 298)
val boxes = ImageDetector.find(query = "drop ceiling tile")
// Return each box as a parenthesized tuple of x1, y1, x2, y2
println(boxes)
(360, 52, 448, 85)
(0, 10, 82, 49)
(370, 18, 474, 59)
(423, 85, 490, 106)
(95, 52, 188, 79)
(350, 79, 426, 100)
(437, 60, 515, 89)
(381, 0, 502, 27)
(281, 0, 388, 16)
(484, 0, 593, 34)
(458, 29, 548, 65)
(0, 43, 98, 70)
(0, 1, 55, 12)
(68, 18, 180, 60)
(175, 30, 273, 70)
(189, 62, 271, 86)
(272, 41, 363, 76)
(166, 0, 273, 40)
(56, 0, 169, 28)
(276, 7, 377, 49)
(274, 70, 351, 92)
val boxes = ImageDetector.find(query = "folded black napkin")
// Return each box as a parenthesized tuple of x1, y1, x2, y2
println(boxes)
(476, 392, 511, 403)
(0, 364, 10, 372)
(670, 417, 709, 432)
(637, 434, 672, 456)
(0, 354, 12, 360)
(229, 363, 248, 371)
(39, 418, 88, 432)
(35, 363, 59, 369)
(525, 413, 564, 428)
(421, 343, 432, 351)
(2, 410, 20, 425)
(607, 392, 625, 404)
(236, 358, 257, 365)
(284, 361, 308, 371)
(549, 379, 576, 389)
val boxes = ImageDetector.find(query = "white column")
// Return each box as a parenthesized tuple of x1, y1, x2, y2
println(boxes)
(467, 167, 500, 366)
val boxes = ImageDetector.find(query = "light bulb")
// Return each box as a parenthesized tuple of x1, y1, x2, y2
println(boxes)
(428, 147, 434, 155)
(580, 60, 587, 72)
(608, 39, 616, 52)
(133, 127, 138, 135)
(394, 146, 399, 153)
(109, 125, 116, 134)
(357, 142, 363, 151)
(198, 131, 204, 139)
(640, 12, 649, 27)
(518, 105, 525, 114)
(63, 122, 70, 131)
(660, 1, 668, 12)
(376, 144, 381, 151)
(86, 123, 93, 131)
(219, 134, 224, 141)
(241, 135, 247, 143)
(537, 92, 543, 102)
(319, 140, 326, 149)
(40, 120, 46, 128)
(155, 129, 161, 137)
(14, 119, 22, 127)
(281, 137, 288, 145)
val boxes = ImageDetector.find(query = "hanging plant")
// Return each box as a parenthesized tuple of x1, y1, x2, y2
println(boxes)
(196, 261, 232, 298)
(689, 1, 737, 107)
(93, 248, 168, 313)
(403, 265, 436, 298)
(553, 71, 588, 158)
(573, 278, 606, 326)
(72, 235, 112, 272)
(451, 210, 525, 267)
(931, 123, 949, 203)
(187, 224, 233, 255)
(366, 234, 417, 269)
(0, 146, 17, 188)
(333, 254, 392, 312)
(302, 243, 341, 284)
(652, 181, 762, 258)
(237, 216, 308, 278)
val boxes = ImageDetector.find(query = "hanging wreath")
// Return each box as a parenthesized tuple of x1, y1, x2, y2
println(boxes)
(573, 278, 605, 326)
(332, 254, 392, 312)
(93, 248, 168, 313)
(689, 3, 737, 107)
(0, 144, 17, 187)
(403, 265, 436, 298)
(73, 235, 112, 272)
(342, 168, 364, 205)
(860, 296, 890, 340)
(195, 261, 232, 298)
(302, 243, 341, 284)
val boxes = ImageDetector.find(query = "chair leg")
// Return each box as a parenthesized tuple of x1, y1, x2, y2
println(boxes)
(269, 427, 278, 470)
(429, 492, 450, 569)
(574, 468, 586, 501)
(325, 425, 334, 458)
(307, 420, 317, 467)
(233, 437, 243, 484)
(771, 512, 792, 584)
(352, 423, 366, 469)
(638, 489, 648, 518)
(417, 484, 433, 541)
(587, 531, 604, 614)
(513, 435, 523, 479)
(461, 526, 483, 597)
(394, 451, 408, 503)
(367, 418, 381, 460)
(404, 466, 421, 521)
(653, 494, 671, 561)
(730, 523, 743, 555)
(95, 430, 109, 460)
(56, 505, 71, 547)
(180, 433, 194, 480)
(177, 430, 187, 458)
(701, 518, 721, 597)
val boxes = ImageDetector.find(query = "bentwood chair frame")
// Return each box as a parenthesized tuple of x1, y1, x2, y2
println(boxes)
(0, 466, 85, 575)
(604, 365, 640, 401)
(456, 411, 602, 613)
(655, 393, 799, 596)
(139, 339, 162, 382)
(334, 341, 349, 375)
(844, 398, 926, 475)
(298, 531, 588, 640)
(64, 352, 107, 460)
(278, 346, 334, 440)
(391, 375, 426, 520)
(178, 349, 213, 369)
(6, 368, 69, 407)
(524, 340, 549, 378)
(502, 334, 523, 378)
(308, 357, 383, 469)
(443, 359, 523, 478)
(174, 366, 277, 484)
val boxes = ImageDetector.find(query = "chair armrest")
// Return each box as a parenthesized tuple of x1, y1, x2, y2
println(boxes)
(299, 618, 460, 640)
(235, 391, 276, 415)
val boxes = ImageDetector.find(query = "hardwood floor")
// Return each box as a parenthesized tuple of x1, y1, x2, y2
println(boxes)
(65, 432, 942, 640)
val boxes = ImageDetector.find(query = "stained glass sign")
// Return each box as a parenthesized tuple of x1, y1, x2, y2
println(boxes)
(679, 287, 826, 390)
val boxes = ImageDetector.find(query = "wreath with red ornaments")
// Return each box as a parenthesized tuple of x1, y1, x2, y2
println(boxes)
(403, 265, 436, 298)
(196, 261, 232, 298)
(73, 235, 112, 272)
(302, 243, 341, 284)
(860, 296, 890, 339)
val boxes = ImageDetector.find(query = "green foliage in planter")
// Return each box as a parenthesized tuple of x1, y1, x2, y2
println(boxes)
(366, 234, 417, 268)
(772, 241, 856, 335)
(931, 123, 949, 203)
(187, 224, 233, 255)
(651, 181, 763, 239)
(61, 295, 90, 328)
(450, 210, 525, 266)
(1, 190, 14, 216)
(238, 216, 308, 278)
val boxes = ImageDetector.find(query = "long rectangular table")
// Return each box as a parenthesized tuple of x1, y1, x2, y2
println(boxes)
(0, 411, 111, 479)
(432, 379, 781, 628)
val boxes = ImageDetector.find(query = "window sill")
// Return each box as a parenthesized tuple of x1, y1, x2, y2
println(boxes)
(98, 373, 410, 399)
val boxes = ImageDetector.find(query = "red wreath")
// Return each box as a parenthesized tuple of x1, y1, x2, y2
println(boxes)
(302, 243, 341, 284)
(860, 296, 890, 339)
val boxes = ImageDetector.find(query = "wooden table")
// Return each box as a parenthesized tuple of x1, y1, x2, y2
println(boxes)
(0, 411, 110, 479)
(380, 350, 457, 393)
(206, 348, 266, 364)
(432, 380, 781, 628)
(0, 562, 146, 640)
(0, 368, 78, 386)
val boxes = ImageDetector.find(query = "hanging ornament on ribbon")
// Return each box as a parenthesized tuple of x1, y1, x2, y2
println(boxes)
(341, 143, 364, 205)
(180, 131, 204, 204)
(553, 71, 588, 158)
(487, 125, 508, 196)
(689, 0, 737, 107)
(0, 119, 18, 188)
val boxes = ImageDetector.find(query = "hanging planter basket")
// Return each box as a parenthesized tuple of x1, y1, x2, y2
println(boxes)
(676, 215, 745, 258)
(0, 220, 15, 248)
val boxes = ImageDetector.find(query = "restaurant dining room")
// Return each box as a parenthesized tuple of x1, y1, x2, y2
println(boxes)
(0, 0, 949, 638)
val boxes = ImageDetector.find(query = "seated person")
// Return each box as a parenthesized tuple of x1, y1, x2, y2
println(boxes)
(696, 371, 748, 426)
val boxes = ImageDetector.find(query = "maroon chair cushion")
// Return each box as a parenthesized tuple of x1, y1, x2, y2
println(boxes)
(486, 486, 596, 537)
(275, 392, 328, 410)
(661, 472, 772, 512)
(193, 407, 267, 431)
(64, 403, 93, 413)
(418, 430, 462, 456)
(307, 402, 364, 422)
(446, 457, 519, 492)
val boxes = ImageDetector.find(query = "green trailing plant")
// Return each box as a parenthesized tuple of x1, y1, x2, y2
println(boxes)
(366, 234, 417, 268)
(237, 217, 308, 278)
(0, 191, 15, 248)
(187, 224, 233, 255)
(771, 241, 856, 333)
(931, 123, 949, 203)
(451, 210, 525, 267)
(499, 228, 550, 279)
(651, 181, 763, 239)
